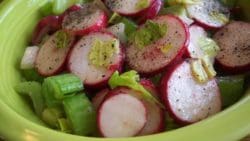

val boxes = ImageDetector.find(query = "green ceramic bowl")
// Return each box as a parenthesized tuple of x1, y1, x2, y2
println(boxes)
(0, 0, 250, 140)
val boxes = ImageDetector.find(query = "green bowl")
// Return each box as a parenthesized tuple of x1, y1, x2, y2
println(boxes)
(0, 0, 250, 140)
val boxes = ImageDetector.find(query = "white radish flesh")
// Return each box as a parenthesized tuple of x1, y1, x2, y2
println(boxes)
(107, 23, 127, 43)
(98, 92, 147, 137)
(21, 46, 39, 69)
(68, 32, 123, 87)
(161, 60, 221, 124)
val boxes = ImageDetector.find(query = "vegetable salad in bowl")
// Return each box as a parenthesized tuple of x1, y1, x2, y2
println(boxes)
(16, 0, 250, 138)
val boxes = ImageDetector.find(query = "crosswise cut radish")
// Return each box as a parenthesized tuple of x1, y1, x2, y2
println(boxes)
(161, 60, 221, 124)
(35, 31, 75, 76)
(104, 0, 155, 16)
(186, 25, 207, 58)
(98, 87, 147, 137)
(126, 15, 189, 76)
(68, 32, 124, 88)
(186, 0, 230, 29)
(213, 21, 250, 74)
(62, 3, 107, 36)
(92, 88, 109, 110)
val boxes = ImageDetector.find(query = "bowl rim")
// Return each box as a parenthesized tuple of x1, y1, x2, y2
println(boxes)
(0, 0, 250, 141)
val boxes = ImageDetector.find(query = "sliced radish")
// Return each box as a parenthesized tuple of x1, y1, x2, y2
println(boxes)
(137, 0, 163, 24)
(35, 30, 75, 76)
(213, 21, 250, 74)
(92, 88, 109, 110)
(104, 0, 155, 17)
(59, 4, 82, 23)
(160, 60, 221, 125)
(138, 80, 165, 135)
(126, 15, 189, 76)
(20, 46, 39, 69)
(98, 87, 147, 137)
(186, 0, 230, 29)
(62, 3, 108, 36)
(32, 16, 61, 45)
(186, 25, 207, 58)
(68, 32, 124, 88)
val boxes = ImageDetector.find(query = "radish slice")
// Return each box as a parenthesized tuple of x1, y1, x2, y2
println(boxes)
(187, 25, 207, 58)
(92, 88, 109, 110)
(32, 16, 61, 45)
(35, 31, 75, 76)
(138, 80, 164, 135)
(68, 32, 124, 88)
(98, 88, 147, 137)
(137, 0, 163, 24)
(20, 46, 39, 69)
(161, 60, 221, 124)
(104, 0, 155, 17)
(214, 21, 250, 74)
(62, 3, 108, 36)
(186, 0, 230, 29)
(126, 15, 189, 76)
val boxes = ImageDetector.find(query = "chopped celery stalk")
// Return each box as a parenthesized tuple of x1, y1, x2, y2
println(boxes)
(20, 46, 39, 69)
(15, 81, 44, 116)
(201, 55, 216, 79)
(150, 73, 163, 85)
(44, 74, 83, 100)
(218, 75, 245, 108)
(198, 37, 220, 58)
(63, 94, 96, 135)
(108, 13, 123, 24)
(166, 0, 200, 5)
(165, 113, 180, 131)
(42, 80, 61, 107)
(191, 59, 208, 83)
(42, 107, 64, 128)
(22, 69, 44, 83)
(15, 81, 44, 114)
(121, 18, 138, 37)
(236, 0, 250, 22)
(220, 0, 237, 7)
(107, 23, 127, 43)
(58, 118, 73, 133)
(40, 0, 54, 16)
(109, 71, 165, 108)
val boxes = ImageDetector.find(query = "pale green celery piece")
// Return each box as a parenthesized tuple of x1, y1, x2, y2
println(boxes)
(236, 0, 250, 22)
(201, 55, 216, 79)
(108, 71, 164, 108)
(15, 81, 45, 116)
(220, 0, 237, 7)
(209, 11, 229, 24)
(42, 107, 64, 128)
(198, 37, 220, 58)
(129, 20, 167, 49)
(108, 12, 123, 24)
(191, 59, 209, 83)
(88, 39, 119, 68)
(136, 0, 150, 10)
(166, 0, 200, 5)
(57, 118, 73, 133)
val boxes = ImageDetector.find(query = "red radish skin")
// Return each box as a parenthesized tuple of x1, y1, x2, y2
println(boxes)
(126, 15, 189, 76)
(35, 31, 75, 76)
(186, 25, 207, 58)
(161, 60, 221, 125)
(104, 0, 155, 17)
(213, 21, 250, 74)
(62, 3, 108, 36)
(68, 32, 124, 88)
(32, 16, 61, 45)
(137, 0, 163, 24)
(186, 0, 230, 29)
(92, 88, 109, 110)
(138, 80, 165, 135)
(98, 87, 147, 138)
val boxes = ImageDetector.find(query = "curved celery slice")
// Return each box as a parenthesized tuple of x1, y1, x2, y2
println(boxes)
(15, 81, 45, 116)
(63, 94, 96, 136)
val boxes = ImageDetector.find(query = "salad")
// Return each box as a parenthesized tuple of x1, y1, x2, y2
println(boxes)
(16, 0, 250, 138)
